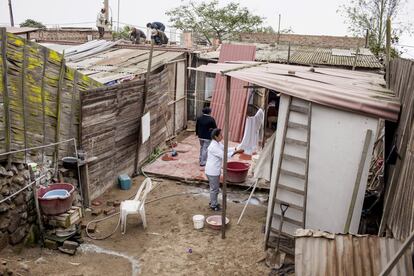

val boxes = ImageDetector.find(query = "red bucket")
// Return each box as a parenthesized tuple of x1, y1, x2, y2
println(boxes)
(37, 183, 75, 215)
(226, 161, 250, 183)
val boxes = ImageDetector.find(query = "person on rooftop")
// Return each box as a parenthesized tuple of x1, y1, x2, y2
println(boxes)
(196, 107, 217, 167)
(130, 27, 146, 44)
(96, 8, 107, 39)
(146, 22, 166, 32)
(151, 29, 169, 45)
(205, 128, 244, 211)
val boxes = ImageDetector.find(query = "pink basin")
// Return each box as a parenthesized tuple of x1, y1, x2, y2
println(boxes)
(37, 183, 75, 215)
(226, 161, 250, 183)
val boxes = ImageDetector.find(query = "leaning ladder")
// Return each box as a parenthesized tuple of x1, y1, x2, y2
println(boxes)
(265, 96, 312, 254)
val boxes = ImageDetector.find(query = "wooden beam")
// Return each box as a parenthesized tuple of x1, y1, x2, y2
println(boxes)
(221, 75, 231, 239)
(262, 89, 269, 147)
(134, 39, 154, 174)
(1, 28, 12, 167)
(21, 43, 28, 163)
(40, 48, 48, 164)
(220, 62, 266, 76)
(54, 54, 66, 166)
(67, 71, 78, 155)
(344, 129, 372, 233)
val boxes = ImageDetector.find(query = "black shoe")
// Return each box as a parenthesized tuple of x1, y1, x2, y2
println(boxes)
(210, 205, 221, 211)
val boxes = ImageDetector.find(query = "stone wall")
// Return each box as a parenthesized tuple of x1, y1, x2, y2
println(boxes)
(31, 29, 112, 42)
(239, 33, 366, 49)
(0, 164, 36, 250)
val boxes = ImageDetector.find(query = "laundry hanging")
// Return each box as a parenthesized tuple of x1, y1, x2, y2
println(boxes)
(238, 109, 264, 155)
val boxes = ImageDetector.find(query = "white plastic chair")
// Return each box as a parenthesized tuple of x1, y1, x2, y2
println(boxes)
(120, 178, 152, 234)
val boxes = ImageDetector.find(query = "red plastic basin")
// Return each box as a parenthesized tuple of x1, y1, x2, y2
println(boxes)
(37, 183, 75, 215)
(226, 161, 250, 183)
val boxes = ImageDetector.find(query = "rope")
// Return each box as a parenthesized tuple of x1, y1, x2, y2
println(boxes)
(0, 173, 50, 204)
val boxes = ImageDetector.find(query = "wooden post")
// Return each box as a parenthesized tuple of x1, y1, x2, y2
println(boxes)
(134, 39, 154, 174)
(287, 43, 291, 64)
(21, 43, 28, 163)
(262, 89, 269, 148)
(352, 46, 360, 71)
(221, 75, 231, 239)
(344, 129, 372, 233)
(53, 55, 66, 167)
(40, 48, 48, 164)
(67, 71, 78, 155)
(1, 28, 12, 167)
(386, 17, 391, 89)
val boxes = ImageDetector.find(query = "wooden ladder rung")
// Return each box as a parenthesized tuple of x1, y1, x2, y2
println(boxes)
(278, 183, 305, 195)
(288, 122, 308, 130)
(273, 213, 303, 227)
(269, 227, 295, 239)
(283, 153, 306, 163)
(275, 199, 304, 211)
(281, 169, 306, 180)
(285, 137, 308, 146)
(290, 105, 309, 114)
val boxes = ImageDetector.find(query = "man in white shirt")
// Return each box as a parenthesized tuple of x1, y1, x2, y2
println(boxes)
(96, 8, 107, 39)
(205, 128, 243, 211)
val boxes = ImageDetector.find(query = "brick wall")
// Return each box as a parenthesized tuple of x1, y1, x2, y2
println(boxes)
(240, 33, 366, 48)
(32, 29, 112, 42)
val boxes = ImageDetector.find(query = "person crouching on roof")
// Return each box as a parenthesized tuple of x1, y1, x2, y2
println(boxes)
(205, 128, 244, 211)
(130, 27, 146, 44)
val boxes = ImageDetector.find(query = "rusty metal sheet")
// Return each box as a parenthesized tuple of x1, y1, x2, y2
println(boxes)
(210, 43, 256, 142)
(191, 62, 399, 121)
(294, 229, 414, 276)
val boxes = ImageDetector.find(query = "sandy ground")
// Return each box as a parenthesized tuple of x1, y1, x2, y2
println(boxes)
(0, 177, 272, 275)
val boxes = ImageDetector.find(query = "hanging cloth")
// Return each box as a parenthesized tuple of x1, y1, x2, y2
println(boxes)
(238, 109, 264, 155)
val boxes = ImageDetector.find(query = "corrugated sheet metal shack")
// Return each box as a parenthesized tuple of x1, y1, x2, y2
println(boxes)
(191, 61, 400, 254)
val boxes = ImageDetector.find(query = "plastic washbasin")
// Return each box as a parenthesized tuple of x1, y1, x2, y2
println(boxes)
(37, 183, 75, 215)
(226, 161, 250, 183)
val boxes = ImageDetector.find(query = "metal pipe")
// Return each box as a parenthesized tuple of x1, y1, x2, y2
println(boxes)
(8, 0, 14, 26)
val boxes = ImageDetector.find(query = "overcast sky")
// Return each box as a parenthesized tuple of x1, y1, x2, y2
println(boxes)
(0, 0, 413, 57)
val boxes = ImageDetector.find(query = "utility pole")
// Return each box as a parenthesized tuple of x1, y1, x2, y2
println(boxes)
(8, 0, 14, 27)
(117, 0, 120, 32)
(386, 17, 391, 88)
(277, 14, 281, 45)
(104, 0, 109, 22)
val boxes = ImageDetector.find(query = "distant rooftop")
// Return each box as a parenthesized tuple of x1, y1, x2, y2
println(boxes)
(199, 43, 383, 70)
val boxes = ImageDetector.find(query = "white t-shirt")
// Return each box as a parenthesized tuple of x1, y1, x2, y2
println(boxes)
(205, 140, 235, 176)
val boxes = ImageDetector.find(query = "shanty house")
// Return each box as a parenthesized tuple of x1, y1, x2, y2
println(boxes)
(192, 62, 399, 253)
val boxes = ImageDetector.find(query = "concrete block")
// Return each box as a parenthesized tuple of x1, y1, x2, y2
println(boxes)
(44, 239, 59, 250)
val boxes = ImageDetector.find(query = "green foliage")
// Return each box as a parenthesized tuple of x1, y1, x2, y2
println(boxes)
(166, 0, 264, 44)
(256, 26, 294, 34)
(338, 0, 412, 56)
(20, 19, 45, 29)
(112, 25, 131, 40)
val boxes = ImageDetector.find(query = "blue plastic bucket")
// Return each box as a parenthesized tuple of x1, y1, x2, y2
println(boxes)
(118, 174, 132, 190)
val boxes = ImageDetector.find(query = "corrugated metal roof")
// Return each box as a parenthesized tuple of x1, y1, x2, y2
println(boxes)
(5, 27, 39, 34)
(295, 229, 414, 276)
(198, 44, 382, 69)
(210, 43, 256, 142)
(191, 62, 399, 121)
(65, 40, 184, 84)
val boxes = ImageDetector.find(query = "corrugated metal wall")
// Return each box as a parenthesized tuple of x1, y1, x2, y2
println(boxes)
(210, 44, 256, 142)
(295, 230, 413, 276)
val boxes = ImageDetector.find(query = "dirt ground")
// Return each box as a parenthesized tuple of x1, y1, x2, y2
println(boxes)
(0, 177, 272, 275)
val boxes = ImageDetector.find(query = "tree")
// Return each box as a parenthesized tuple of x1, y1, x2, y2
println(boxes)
(338, 0, 412, 56)
(20, 19, 45, 29)
(166, 0, 264, 44)
(112, 25, 131, 40)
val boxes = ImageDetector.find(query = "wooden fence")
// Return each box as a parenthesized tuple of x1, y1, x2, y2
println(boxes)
(80, 67, 174, 199)
(0, 28, 101, 164)
(380, 58, 414, 241)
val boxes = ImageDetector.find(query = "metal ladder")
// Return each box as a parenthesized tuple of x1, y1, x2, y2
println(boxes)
(266, 96, 312, 253)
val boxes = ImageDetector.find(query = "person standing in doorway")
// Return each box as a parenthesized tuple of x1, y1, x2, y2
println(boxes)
(196, 107, 216, 167)
(96, 8, 107, 39)
(205, 128, 244, 211)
